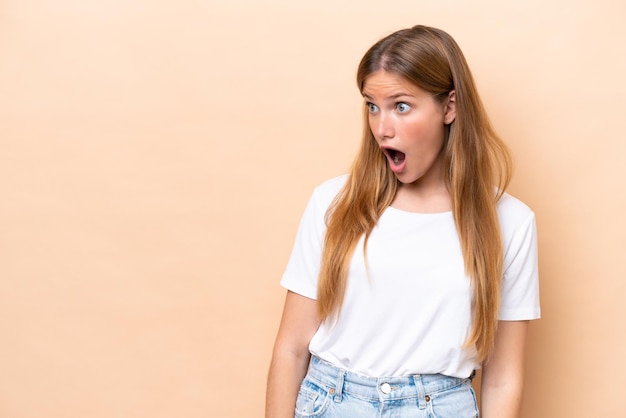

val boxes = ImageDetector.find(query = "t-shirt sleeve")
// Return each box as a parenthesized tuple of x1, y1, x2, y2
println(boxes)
(279, 187, 328, 300)
(499, 211, 541, 320)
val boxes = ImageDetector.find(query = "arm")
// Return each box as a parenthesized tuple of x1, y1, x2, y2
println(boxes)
(266, 290, 321, 418)
(480, 320, 529, 418)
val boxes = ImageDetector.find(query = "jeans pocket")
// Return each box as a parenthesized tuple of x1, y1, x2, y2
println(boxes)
(430, 382, 479, 418)
(294, 379, 331, 418)
(468, 385, 479, 417)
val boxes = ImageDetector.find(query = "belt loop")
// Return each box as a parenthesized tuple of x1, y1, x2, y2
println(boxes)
(469, 370, 477, 381)
(412, 375, 427, 410)
(333, 369, 345, 403)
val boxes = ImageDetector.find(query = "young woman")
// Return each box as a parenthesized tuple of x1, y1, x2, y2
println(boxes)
(266, 25, 540, 418)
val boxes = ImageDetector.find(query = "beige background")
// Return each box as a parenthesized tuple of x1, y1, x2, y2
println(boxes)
(1, 0, 625, 417)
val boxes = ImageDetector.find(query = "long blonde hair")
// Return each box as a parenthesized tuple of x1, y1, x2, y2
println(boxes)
(317, 25, 512, 362)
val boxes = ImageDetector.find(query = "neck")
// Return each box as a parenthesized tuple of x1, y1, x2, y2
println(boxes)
(391, 180, 451, 213)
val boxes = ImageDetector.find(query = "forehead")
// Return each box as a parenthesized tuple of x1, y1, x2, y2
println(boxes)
(361, 70, 427, 98)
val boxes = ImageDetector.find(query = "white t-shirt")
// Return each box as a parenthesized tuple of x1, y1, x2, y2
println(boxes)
(281, 175, 540, 378)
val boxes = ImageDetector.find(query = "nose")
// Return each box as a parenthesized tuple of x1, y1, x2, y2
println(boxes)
(373, 112, 395, 140)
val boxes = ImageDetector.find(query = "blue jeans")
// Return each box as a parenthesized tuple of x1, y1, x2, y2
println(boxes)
(295, 356, 479, 418)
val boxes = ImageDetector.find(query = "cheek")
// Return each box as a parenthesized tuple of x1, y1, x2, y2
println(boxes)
(414, 117, 444, 138)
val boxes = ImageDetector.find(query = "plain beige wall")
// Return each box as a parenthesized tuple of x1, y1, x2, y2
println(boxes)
(1, 0, 625, 417)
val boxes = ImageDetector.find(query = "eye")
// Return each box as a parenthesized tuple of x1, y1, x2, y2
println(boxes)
(366, 102, 379, 113)
(396, 102, 411, 113)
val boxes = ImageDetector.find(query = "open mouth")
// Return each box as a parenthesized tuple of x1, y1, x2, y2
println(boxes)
(383, 148, 406, 166)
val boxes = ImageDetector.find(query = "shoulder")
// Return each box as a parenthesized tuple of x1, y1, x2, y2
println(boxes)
(310, 174, 348, 207)
(497, 192, 535, 228)
(295, 174, 348, 227)
(497, 192, 537, 250)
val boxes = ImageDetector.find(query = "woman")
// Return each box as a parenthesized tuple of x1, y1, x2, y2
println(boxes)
(266, 25, 540, 418)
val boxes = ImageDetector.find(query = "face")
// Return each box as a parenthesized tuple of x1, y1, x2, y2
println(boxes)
(362, 70, 455, 190)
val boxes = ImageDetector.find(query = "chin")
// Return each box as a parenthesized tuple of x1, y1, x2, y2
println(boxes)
(395, 174, 420, 185)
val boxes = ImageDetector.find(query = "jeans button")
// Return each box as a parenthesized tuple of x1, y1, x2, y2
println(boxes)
(380, 383, 391, 394)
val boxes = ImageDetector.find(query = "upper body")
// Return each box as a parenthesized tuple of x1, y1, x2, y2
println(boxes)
(281, 174, 540, 378)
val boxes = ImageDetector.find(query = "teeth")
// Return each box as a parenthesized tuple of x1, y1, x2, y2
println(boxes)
(393, 155, 400, 165)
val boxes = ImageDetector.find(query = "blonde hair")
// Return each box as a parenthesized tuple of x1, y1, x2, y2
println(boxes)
(317, 25, 512, 362)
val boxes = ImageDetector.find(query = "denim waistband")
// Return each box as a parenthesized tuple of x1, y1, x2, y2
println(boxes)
(306, 356, 473, 404)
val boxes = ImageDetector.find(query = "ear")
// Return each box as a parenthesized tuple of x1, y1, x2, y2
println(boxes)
(443, 90, 456, 125)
